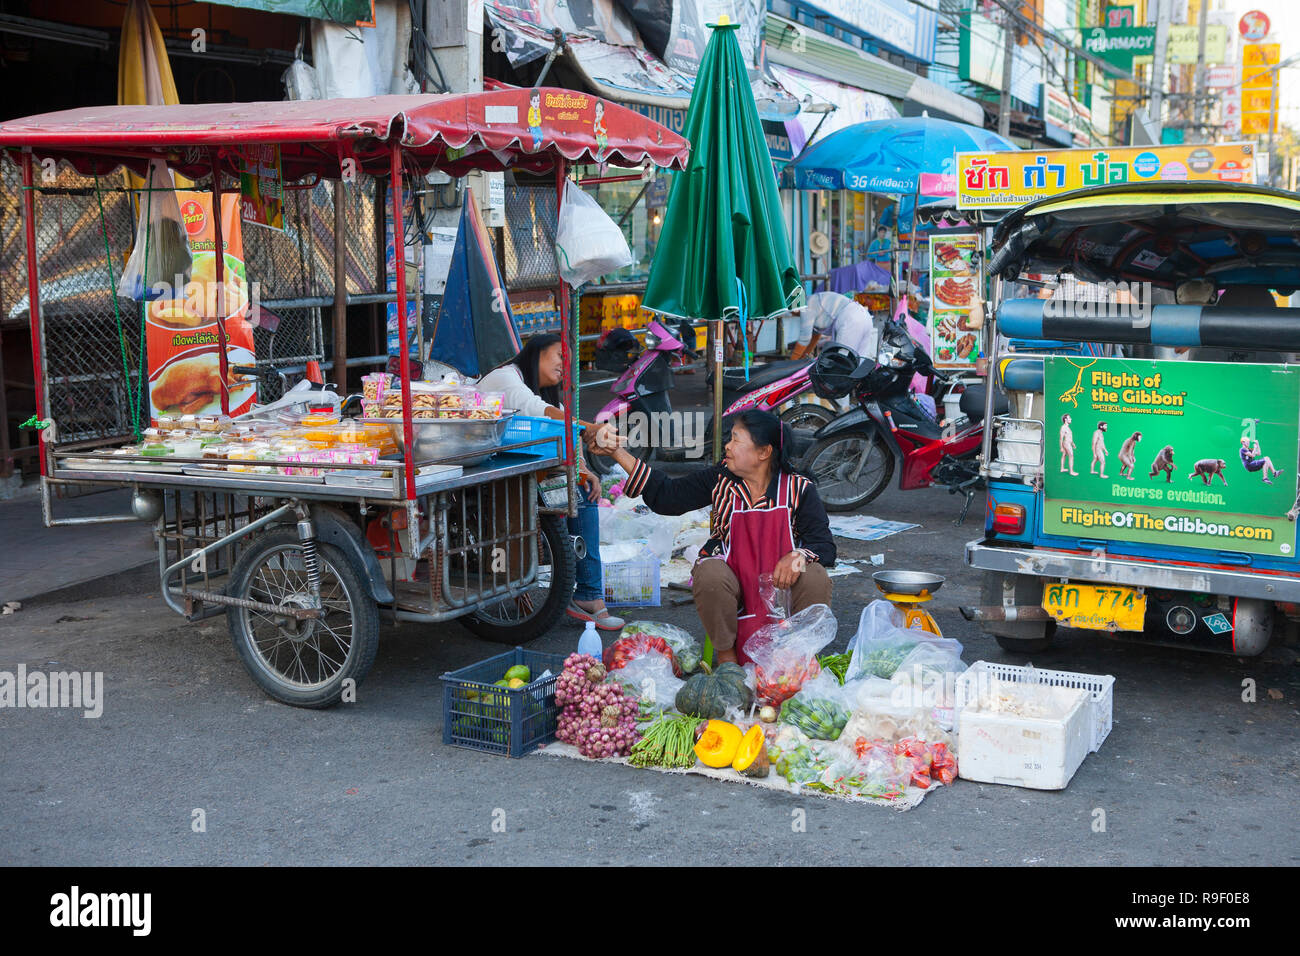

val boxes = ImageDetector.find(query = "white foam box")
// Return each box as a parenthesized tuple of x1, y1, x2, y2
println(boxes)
(956, 685, 1092, 790)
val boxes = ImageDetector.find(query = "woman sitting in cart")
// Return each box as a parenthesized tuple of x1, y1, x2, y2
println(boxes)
(478, 333, 626, 631)
(590, 409, 835, 664)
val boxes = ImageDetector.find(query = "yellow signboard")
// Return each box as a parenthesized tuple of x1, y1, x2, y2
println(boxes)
(1243, 42, 1280, 67)
(1241, 112, 1277, 135)
(956, 143, 1257, 208)
(1242, 89, 1274, 112)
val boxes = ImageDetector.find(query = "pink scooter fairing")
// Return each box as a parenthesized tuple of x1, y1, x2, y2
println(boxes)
(596, 319, 685, 423)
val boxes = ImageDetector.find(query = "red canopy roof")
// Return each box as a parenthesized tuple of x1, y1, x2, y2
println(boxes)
(0, 89, 690, 180)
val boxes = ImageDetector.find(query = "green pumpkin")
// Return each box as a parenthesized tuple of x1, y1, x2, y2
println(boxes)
(674, 661, 753, 719)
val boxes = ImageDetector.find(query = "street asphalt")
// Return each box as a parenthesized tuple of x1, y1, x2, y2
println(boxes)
(1, 478, 1297, 867)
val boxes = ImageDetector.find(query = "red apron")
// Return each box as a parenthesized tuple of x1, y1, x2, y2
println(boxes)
(724, 473, 796, 664)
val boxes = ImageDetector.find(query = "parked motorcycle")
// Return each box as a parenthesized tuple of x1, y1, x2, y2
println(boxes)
(802, 319, 1004, 518)
(704, 358, 838, 459)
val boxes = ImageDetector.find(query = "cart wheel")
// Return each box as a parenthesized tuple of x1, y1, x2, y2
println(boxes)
(226, 529, 379, 708)
(980, 572, 1057, 653)
(461, 514, 576, 644)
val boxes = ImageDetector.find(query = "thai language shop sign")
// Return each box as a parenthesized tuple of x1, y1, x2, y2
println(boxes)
(1043, 357, 1300, 558)
(955, 143, 1256, 208)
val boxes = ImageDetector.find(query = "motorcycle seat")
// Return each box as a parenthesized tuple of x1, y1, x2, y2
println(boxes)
(959, 383, 1010, 423)
(1000, 357, 1045, 393)
(721, 359, 811, 395)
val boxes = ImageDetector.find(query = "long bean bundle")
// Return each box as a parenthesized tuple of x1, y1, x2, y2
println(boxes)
(628, 714, 704, 769)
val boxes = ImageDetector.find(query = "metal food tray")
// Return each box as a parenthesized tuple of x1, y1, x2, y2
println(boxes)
(182, 467, 324, 483)
(62, 456, 184, 473)
(360, 413, 514, 468)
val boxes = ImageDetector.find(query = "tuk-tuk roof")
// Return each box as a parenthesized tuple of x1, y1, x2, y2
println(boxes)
(988, 181, 1300, 290)
(0, 89, 691, 180)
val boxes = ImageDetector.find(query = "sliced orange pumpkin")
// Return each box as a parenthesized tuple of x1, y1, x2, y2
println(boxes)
(732, 724, 770, 778)
(694, 719, 743, 768)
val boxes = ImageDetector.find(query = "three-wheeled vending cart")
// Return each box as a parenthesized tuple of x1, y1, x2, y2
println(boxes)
(0, 91, 689, 706)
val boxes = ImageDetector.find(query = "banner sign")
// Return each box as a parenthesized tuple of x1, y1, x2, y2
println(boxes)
(927, 234, 983, 369)
(238, 144, 284, 231)
(146, 192, 257, 418)
(1081, 26, 1155, 68)
(1044, 357, 1300, 558)
(956, 143, 1256, 208)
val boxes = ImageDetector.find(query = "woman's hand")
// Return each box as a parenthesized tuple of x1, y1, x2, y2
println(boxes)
(771, 550, 807, 589)
(584, 422, 625, 457)
(579, 468, 601, 503)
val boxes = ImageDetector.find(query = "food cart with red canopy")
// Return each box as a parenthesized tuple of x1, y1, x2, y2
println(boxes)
(0, 90, 689, 707)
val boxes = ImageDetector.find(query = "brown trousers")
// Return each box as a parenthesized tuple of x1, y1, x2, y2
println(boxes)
(691, 557, 833, 651)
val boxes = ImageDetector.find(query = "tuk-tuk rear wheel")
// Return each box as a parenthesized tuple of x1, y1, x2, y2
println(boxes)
(980, 572, 1057, 653)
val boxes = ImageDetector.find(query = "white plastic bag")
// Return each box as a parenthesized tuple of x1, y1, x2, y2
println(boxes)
(845, 600, 961, 681)
(121, 159, 192, 301)
(555, 179, 632, 286)
(612, 653, 683, 711)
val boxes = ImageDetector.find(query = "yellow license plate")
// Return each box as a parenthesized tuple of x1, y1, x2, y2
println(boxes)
(1042, 582, 1146, 631)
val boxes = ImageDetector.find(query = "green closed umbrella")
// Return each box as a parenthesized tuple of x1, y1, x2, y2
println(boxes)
(642, 19, 803, 457)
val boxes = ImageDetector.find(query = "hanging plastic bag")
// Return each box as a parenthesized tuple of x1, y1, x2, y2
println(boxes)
(120, 159, 192, 301)
(757, 572, 791, 621)
(554, 179, 632, 286)
(746, 603, 838, 707)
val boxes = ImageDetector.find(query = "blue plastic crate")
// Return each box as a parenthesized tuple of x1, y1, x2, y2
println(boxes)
(441, 647, 566, 757)
(602, 547, 661, 607)
(499, 415, 581, 462)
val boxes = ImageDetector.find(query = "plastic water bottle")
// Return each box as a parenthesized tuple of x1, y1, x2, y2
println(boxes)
(577, 620, 602, 658)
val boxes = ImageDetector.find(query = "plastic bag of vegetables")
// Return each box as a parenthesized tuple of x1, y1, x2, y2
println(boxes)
(618, 620, 703, 674)
(745, 603, 838, 706)
(778, 672, 850, 740)
(844, 600, 961, 681)
(612, 652, 684, 711)
(603, 631, 681, 677)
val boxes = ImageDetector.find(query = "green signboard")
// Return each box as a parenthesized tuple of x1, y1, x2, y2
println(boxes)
(1081, 26, 1156, 69)
(1044, 357, 1300, 557)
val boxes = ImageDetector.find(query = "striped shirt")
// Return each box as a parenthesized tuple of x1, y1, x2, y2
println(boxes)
(623, 459, 836, 566)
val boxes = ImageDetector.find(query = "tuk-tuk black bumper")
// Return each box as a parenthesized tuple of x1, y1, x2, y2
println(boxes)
(965, 540, 1300, 603)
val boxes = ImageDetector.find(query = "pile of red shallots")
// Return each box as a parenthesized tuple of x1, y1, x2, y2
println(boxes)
(554, 653, 641, 758)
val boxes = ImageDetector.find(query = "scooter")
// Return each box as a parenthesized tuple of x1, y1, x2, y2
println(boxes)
(802, 318, 1003, 518)
(705, 359, 839, 460)
(591, 319, 691, 473)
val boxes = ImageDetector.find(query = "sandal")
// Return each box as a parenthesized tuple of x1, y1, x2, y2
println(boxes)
(566, 602, 626, 631)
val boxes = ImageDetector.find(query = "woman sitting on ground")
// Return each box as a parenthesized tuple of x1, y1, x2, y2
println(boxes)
(590, 408, 835, 663)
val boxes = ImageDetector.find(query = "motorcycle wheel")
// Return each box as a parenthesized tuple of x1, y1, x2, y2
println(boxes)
(780, 402, 837, 432)
(802, 429, 894, 512)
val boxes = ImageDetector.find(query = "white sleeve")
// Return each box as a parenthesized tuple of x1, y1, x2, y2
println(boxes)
(477, 365, 553, 419)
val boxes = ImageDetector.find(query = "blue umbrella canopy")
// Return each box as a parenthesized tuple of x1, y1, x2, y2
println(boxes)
(786, 116, 1016, 196)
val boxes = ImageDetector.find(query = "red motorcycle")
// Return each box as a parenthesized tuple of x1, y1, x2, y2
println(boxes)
(802, 321, 1000, 520)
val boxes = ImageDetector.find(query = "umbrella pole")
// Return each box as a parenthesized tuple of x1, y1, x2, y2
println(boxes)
(556, 160, 577, 519)
(712, 319, 724, 463)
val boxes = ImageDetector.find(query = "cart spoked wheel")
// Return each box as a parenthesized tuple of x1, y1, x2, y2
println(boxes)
(461, 514, 576, 644)
(226, 529, 379, 708)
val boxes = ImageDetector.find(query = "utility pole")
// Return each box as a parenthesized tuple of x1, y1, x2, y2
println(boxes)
(1193, 0, 1208, 142)
(1148, 0, 1170, 139)
(997, 10, 1016, 139)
